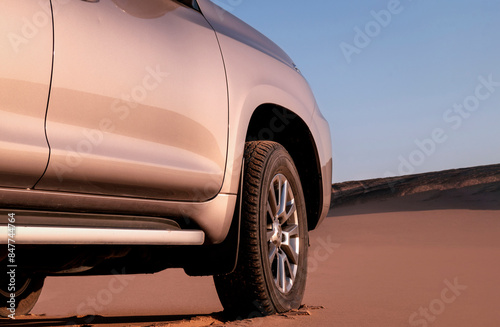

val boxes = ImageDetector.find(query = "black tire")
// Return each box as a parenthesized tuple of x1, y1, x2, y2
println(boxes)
(0, 274, 45, 317)
(214, 141, 308, 318)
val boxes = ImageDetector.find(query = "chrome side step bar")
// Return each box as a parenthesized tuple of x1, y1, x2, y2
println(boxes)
(0, 226, 205, 245)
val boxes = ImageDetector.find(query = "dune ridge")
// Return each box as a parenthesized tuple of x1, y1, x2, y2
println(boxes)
(331, 163, 500, 207)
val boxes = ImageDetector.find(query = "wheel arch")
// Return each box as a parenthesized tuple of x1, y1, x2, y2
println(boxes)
(245, 104, 323, 231)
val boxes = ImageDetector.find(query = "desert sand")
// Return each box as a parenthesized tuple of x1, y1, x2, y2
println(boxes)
(4, 165, 500, 326)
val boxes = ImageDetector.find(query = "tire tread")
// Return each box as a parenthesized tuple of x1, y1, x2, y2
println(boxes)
(214, 141, 305, 318)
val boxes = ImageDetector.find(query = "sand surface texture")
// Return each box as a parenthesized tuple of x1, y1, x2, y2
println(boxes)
(4, 165, 499, 326)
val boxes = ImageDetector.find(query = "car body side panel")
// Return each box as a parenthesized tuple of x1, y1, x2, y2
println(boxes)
(0, 1, 52, 188)
(35, 0, 228, 201)
(198, 0, 332, 226)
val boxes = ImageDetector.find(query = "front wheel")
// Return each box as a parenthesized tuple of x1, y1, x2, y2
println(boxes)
(214, 141, 308, 317)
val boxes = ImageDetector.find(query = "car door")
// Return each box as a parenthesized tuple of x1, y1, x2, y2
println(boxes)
(0, 2, 52, 188)
(35, 0, 228, 201)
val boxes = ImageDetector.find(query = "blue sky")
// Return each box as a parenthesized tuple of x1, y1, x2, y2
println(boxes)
(214, 0, 500, 182)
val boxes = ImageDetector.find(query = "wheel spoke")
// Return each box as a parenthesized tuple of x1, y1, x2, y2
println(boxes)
(277, 251, 287, 292)
(277, 179, 288, 220)
(281, 246, 298, 267)
(268, 182, 278, 217)
(283, 224, 299, 238)
(283, 200, 296, 224)
(268, 243, 278, 263)
(284, 256, 294, 289)
(281, 225, 299, 265)
(266, 202, 274, 220)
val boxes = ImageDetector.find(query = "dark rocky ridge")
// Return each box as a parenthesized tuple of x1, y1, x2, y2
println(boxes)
(331, 163, 500, 208)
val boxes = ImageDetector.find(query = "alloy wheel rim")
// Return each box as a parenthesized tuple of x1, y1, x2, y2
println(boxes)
(266, 173, 300, 294)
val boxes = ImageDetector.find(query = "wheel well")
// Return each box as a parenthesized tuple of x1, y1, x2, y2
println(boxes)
(245, 104, 322, 230)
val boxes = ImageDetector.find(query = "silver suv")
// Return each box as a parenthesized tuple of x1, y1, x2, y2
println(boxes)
(0, 0, 332, 318)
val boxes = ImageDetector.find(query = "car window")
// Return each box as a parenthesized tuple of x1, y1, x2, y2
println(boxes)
(176, 0, 199, 10)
